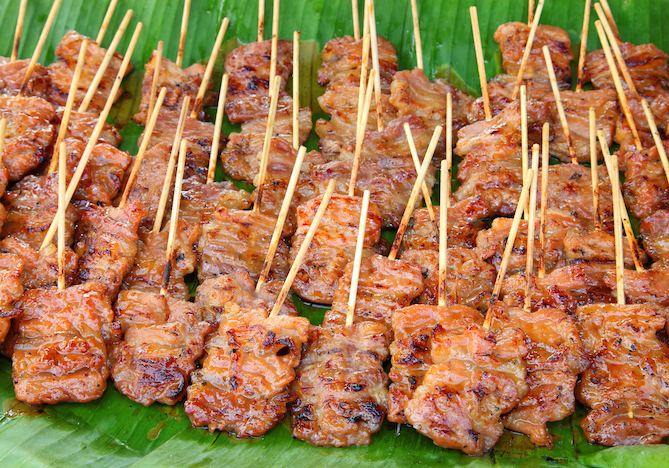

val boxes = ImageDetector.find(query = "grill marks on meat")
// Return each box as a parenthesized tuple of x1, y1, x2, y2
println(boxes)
(179, 177, 253, 226)
(0, 95, 55, 181)
(185, 305, 309, 436)
(11, 282, 119, 405)
(400, 206, 482, 251)
(0, 254, 24, 344)
(576, 303, 669, 446)
(62, 110, 122, 147)
(291, 322, 390, 446)
(111, 290, 211, 406)
(0, 238, 77, 290)
(641, 210, 669, 262)
(605, 259, 669, 306)
(623, 143, 669, 220)
(0, 57, 48, 98)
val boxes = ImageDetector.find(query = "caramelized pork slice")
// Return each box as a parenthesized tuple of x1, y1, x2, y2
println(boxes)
(563, 228, 648, 268)
(12, 282, 119, 405)
(576, 303, 669, 446)
(641, 209, 669, 262)
(185, 305, 310, 436)
(0, 57, 48, 98)
(0, 94, 55, 180)
(400, 206, 482, 251)
(623, 143, 669, 220)
(604, 259, 669, 306)
(290, 194, 383, 304)
(291, 322, 390, 446)
(323, 253, 423, 327)
(0, 238, 77, 290)
(179, 177, 253, 226)
(0, 253, 24, 344)
(47, 31, 130, 113)
(111, 290, 211, 406)
(62, 110, 122, 147)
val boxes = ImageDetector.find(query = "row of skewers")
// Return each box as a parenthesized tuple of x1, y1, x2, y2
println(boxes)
(0, 0, 668, 456)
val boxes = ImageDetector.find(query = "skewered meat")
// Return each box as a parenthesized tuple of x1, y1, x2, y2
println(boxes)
(399, 206, 482, 251)
(0, 57, 48, 98)
(576, 303, 669, 446)
(604, 259, 669, 306)
(111, 290, 211, 405)
(0, 238, 77, 290)
(178, 176, 253, 226)
(0, 253, 23, 344)
(291, 322, 390, 446)
(323, 253, 423, 327)
(563, 228, 648, 267)
(11, 282, 120, 405)
(289, 194, 383, 304)
(61, 110, 122, 147)
(623, 143, 669, 220)
(640, 209, 669, 262)
(185, 304, 309, 436)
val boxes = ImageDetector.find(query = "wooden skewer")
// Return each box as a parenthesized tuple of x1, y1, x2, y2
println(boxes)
(39, 23, 143, 252)
(524, 145, 540, 311)
(589, 107, 602, 230)
(543, 46, 578, 164)
(256, 146, 308, 292)
(469, 6, 491, 121)
(595, 3, 637, 96)
(601, 138, 625, 304)
(511, 0, 545, 100)
(176, 0, 192, 68)
(0, 118, 7, 163)
(153, 94, 190, 233)
(78, 9, 134, 113)
(190, 18, 229, 119)
(538, 123, 549, 279)
(258, 0, 265, 42)
(349, 69, 375, 197)
(445, 92, 453, 208)
(254, 76, 282, 212)
(19, 0, 62, 95)
(521, 85, 529, 217)
(96, 0, 120, 45)
(11, 0, 28, 62)
(207, 74, 229, 184)
(410, 0, 423, 70)
(368, 1, 383, 131)
(528, 0, 535, 24)
(599, 0, 622, 44)
(485, 169, 535, 329)
(641, 98, 669, 185)
(356, 31, 371, 131)
(268, 0, 280, 91)
(48, 40, 89, 174)
(292, 31, 300, 150)
(269, 179, 337, 318)
(438, 159, 448, 307)
(351, 0, 360, 41)
(160, 139, 188, 296)
(57, 141, 66, 291)
(404, 123, 435, 222)
(389, 125, 443, 260)
(119, 87, 168, 210)
(346, 190, 371, 326)
(575, 0, 592, 92)
(594, 20, 642, 151)
(147, 41, 164, 125)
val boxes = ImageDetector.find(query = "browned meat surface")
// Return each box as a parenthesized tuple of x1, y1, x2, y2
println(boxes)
(0, 253, 24, 344)
(0, 95, 55, 180)
(111, 290, 211, 406)
(62, 110, 122, 147)
(121, 221, 198, 301)
(290, 194, 383, 304)
(388, 304, 483, 423)
(291, 322, 390, 446)
(179, 176, 253, 226)
(401, 247, 495, 312)
(400, 206, 482, 252)
(185, 305, 309, 436)
(323, 253, 423, 326)
(47, 31, 130, 113)
(641, 209, 669, 262)
(576, 303, 669, 446)
(0, 57, 48, 98)
(623, 143, 669, 220)
(198, 208, 289, 283)
(11, 282, 120, 405)
(74, 201, 145, 298)
(563, 228, 648, 268)
(0, 238, 77, 290)
(604, 259, 669, 306)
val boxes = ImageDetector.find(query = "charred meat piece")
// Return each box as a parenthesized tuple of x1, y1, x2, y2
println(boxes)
(0, 253, 24, 344)
(0, 237, 77, 290)
(0, 57, 48, 98)
(179, 177, 253, 226)
(640, 209, 669, 262)
(623, 143, 669, 220)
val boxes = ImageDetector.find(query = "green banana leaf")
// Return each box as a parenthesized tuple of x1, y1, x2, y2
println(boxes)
(0, 0, 668, 466)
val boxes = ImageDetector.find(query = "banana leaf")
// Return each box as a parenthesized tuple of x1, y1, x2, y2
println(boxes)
(0, 0, 668, 467)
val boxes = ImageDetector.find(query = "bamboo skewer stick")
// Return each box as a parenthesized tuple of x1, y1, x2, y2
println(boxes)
(524, 145, 540, 311)
(594, 3, 637, 96)
(256, 146, 308, 292)
(538, 123, 549, 279)
(641, 98, 669, 185)
(576, 0, 592, 92)
(346, 190, 371, 326)
(470, 6, 491, 121)
(191, 18, 229, 119)
(292, 31, 301, 150)
(48, 40, 89, 174)
(153, 94, 190, 233)
(269, 179, 337, 318)
(96, 0, 120, 45)
(356, 31, 371, 131)
(589, 108, 602, 230)
(39, 23, 143, 252)
(594, 20, 642, 151)
(349, 69, 375, 197)
(410, 0, 423, 71)
(438, 159, 448, 307)
(147, 41, 164, 125)
(604, 139, 625, 305)
(78, 9, 134, 113)
(352, 0, 360, 40)
(0, 118, 6, 163)
(511, 0, 545, 100)
(258, 0, 265, 42)
(11, 0, 28, 62)
(119, 87, 168, 209)
(445, 92, 453, 208)
(389, 126, 443, 260)
(57, 141, 66, 291)
(404, 123, 435, 222)
(368, 1, 383, 131)
(19, 0, 62, 95)
(599, 0, 622, 44)
(268, 0, 280, 91)
(543, 46, 578, 164)
(161, 139, 188, 296)
(207, 74, 229, 184)
(176, 0, 192, 68)
(521, 85, 529, 217)
(528, 0, 535, 24)
(254, 76, 282, 212)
